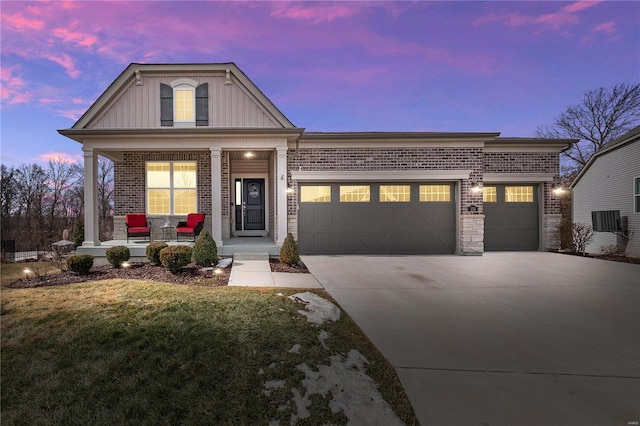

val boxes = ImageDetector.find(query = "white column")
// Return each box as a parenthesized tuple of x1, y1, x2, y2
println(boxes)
(82, 147, 100, 246)
(210, 147, 223, 247)
(276, 146, 288, 246)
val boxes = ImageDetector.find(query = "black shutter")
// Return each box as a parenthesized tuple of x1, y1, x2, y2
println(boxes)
(196, 83, 209, 126)
(160, 83, 173, 126)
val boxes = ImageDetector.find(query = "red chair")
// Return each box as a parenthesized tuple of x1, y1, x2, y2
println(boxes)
(176, 213, 206, 241)
(125, 213, 150, 242)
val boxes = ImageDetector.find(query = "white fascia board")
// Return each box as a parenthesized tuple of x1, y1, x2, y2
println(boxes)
(294, 140, 485, 149)
(483, 173, 555, 183)
(291, 170, 473, 181)
(483, 145, 566, 153)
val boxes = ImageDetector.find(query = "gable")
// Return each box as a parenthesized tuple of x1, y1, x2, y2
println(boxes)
(75, 63, 294, 130)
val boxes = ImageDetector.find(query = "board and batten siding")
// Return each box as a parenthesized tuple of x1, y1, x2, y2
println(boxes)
(88, 75, 281, 129)
(572, 140, 640, 257)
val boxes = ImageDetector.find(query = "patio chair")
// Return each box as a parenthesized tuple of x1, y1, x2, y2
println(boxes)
(125, 213, 151, 242)
(176, 213, 206, 241)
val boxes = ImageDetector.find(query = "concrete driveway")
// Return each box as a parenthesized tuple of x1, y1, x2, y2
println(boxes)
(302, 252, 640, 426)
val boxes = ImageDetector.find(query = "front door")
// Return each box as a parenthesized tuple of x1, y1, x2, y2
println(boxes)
(235, 178, 265, 234)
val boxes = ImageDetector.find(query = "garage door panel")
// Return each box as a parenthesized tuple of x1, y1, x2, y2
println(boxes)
(484, 184, 538, 251)
(298, 182, 455, 255)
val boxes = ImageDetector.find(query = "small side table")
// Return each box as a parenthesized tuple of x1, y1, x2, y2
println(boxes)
(161, 226, 174, 241)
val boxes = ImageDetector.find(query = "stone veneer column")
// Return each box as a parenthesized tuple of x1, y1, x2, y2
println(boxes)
(276, 147, 288, 246)
(544, 214, 562, 251)
(460, 214, 484, 255)
(210, 147, 223, 247)
(82, 147, 100, 246)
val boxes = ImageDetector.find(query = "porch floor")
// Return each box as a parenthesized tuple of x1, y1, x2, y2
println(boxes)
(78, 236, 280, 265)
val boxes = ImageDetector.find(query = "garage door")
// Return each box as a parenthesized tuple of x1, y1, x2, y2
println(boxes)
(484, 184, 539, 251)
(298, 183, 455, 254)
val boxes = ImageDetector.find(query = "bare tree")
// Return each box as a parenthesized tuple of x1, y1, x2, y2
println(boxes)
(15, 164, 48, 245)
(0, 165, 19, 240)
(97, 156, 114, 240)
(45, 157, 83, 239)
(536, 83, 640, 172)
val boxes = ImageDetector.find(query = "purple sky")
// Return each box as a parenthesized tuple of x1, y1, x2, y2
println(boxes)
(1, 1, 638, 167)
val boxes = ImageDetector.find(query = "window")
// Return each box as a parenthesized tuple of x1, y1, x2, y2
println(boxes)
(419, 185, 450, 202)
(340, 185, 370, 202)
(174, 85, 195, 122)
(160, 82, 208, 126)
(380, 185, 410, 202)
(635, 177, 640, 213)
(483, 186, 497, 203)
(146, 162, 197, 215)
(592, 210, 621, 232)
(505, 186, 533, 202)
(300, 186, 331, 202)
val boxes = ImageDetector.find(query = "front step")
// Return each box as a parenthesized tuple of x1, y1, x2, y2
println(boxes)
(233, 252, 270, 261)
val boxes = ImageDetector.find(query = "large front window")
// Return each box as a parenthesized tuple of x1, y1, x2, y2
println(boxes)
(146, 161, 197, 215)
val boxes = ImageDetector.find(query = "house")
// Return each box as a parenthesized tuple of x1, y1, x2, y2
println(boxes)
(570, 125, 640, 257)
(59, 63, 572, 260)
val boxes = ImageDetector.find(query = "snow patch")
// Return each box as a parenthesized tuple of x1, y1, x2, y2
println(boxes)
(288, 292, 340, 325)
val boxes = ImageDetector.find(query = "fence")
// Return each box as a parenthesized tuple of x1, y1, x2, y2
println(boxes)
(1, 240, 46, 263)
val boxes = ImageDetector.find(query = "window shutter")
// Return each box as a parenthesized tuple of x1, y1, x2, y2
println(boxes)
(160, 83, 173, 126)
(196, 83, 209, 126)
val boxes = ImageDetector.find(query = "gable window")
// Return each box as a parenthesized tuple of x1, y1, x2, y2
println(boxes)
(160, 82, 208, 127)
(146, 161, 197, 215)
(174, 85, 195, 122)
(635, 177, 640, 213)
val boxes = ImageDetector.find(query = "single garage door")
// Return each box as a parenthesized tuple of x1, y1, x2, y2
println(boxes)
(298, 183, 455, 254)
(484, 184, 539, 251)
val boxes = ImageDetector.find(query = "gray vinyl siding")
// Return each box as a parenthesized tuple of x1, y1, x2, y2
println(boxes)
(572, 140, 640, 257)
(88, 75, 281, 129)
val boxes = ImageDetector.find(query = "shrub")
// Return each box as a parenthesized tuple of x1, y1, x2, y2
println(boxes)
(105, 246, 130, 268)
(572, 222, 594, 256)
(146, 241, 168, 265)
(160, 245, 193, 273)
(71, 220, 84, 248)
(279, 233, 300, 266)
(192, 229, 218, 267)
(66, 254, 94, 275)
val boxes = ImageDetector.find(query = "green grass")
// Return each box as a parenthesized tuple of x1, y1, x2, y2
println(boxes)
(1, 275, 418, 425)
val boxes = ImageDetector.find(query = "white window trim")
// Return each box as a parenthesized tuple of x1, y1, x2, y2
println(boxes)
(146, 161, 198, 216)
(634, 176, 640, 213)
(173, 84, 196, 124)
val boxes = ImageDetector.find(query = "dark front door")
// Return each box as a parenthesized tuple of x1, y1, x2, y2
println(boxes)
(236, 178, 265, 231)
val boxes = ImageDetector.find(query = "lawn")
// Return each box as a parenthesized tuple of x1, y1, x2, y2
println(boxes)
(1, 265, 418, 425)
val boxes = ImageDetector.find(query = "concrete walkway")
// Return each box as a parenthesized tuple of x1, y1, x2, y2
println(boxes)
(303, 252, 640, 426)
(228, 253, 322, 288)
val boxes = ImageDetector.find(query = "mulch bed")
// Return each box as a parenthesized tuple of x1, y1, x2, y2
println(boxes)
(8, 258, 310, 289)
(558, 251, 640, 264)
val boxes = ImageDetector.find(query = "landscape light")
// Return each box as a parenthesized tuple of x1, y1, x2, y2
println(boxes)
(23, 268, 31, 280)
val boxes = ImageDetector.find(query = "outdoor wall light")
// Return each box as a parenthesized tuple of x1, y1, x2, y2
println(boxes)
(470, 182, 482, 193)
(552, 184, 568, 196)
(286, 187, 294, 194)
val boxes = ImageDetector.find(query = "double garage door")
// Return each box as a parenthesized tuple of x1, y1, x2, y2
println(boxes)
(298, 182, 540, 254)
(298, 182, 455, 254)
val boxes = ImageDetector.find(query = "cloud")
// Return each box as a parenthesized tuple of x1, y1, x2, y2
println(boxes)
(52, 26, 98, 47)
(474, 1, 601, 31)
(1, 12, 44, 31)
(592, 21, 616, 34)
(0, 66, 32, 105)
(43, 53, 81, 78)
(269, 2, 362, 23)
(39, 152, 82, 164)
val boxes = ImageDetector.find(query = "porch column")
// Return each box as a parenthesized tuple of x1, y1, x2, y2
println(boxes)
(210, 147, 223, 247)
(82, 147, 100, 246)
(276, 146, 288, 246)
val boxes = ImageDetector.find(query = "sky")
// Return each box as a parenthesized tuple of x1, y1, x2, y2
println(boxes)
(1, 0, 639, 167)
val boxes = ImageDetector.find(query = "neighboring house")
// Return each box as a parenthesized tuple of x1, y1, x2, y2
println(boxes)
(59, 63, 572, 258)
(570, 125, 640, 258)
